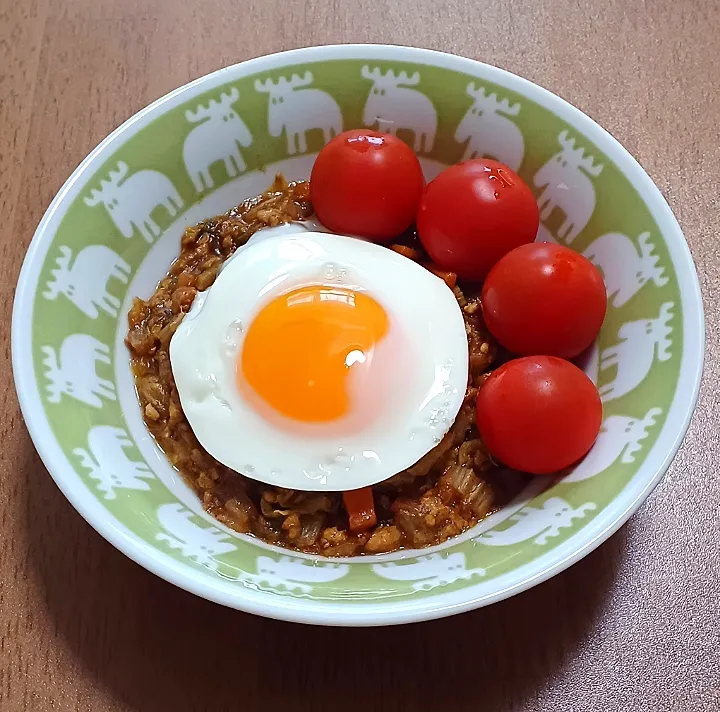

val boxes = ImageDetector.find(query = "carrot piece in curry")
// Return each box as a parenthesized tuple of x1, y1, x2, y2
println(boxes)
(343, 487, 377, 533)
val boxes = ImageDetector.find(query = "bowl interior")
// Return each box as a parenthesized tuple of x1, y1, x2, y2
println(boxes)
(14, 46, 701, 625)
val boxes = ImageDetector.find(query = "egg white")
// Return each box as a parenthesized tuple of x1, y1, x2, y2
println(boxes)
(170, 229, 469, 491)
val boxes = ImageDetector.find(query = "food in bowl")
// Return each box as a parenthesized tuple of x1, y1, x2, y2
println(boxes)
(14, 45, 700, 623)
(126, 130, 607, 556)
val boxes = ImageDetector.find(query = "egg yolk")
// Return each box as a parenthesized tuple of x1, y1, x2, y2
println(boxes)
(240, 286, 389, 422)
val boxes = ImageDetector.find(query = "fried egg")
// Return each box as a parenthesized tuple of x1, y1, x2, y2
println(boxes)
(170, 229, 469, 491)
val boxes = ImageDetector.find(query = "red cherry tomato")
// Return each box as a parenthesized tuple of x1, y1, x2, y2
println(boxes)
(476, 356, 602, 475)
(481, 242, 607, 359)
(310, 130, 424, 241)
(416, 159, 539, 280)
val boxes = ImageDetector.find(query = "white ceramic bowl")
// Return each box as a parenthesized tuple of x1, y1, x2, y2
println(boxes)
(12, 45, 703, 626)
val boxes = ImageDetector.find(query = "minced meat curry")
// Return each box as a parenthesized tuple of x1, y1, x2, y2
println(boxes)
(126, 176, 529, 556)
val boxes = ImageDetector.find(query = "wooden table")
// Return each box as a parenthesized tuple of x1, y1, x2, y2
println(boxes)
(2, 1, 719, 709)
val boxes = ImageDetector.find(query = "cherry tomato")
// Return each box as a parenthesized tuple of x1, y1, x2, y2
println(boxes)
(416, 159, 539, 280)
(481, 242, 607, 359)
(475, 356, 602, 475)
(310, 130, 424, 241)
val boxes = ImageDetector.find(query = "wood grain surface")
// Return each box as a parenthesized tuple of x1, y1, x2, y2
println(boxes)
(1, 1, 719, 710)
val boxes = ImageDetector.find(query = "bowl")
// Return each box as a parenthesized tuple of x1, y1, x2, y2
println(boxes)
(12, 44, 703, 626)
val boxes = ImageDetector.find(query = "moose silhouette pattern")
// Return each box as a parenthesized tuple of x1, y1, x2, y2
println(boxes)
(41, 334, 115, 408)
(476, 498, 597, 546)
(455, 83, 524, 170)
(598, 302, 674, 402)
(584, 231, 669, 308)
(156, 504, 237, 571)
(84, 162, 183, 243)
(74, 426, 154, 500)
(254, 72, 342, 155)
(249, 556, 350, 594)
(372, 553, 486, 592)
(564, 408, 662, 483)
(361, 66, 437, 153)
(42, 245, 131, 319)
(534, 130, 604, 243)
(183, 88, 253, 192)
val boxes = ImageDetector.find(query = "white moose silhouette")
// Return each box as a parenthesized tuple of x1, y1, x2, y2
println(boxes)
(84, 161, 183, 243)
(156, 504, 236, 571)
(42, 244, 130, 319)
(534, 130, 604, 243)
(476, 498, 597, 546)
(583, 231, 669, 308)
(564, 408, 662, 483)
(74, 426, 154, 500)
(371, 553, 485, 592)
(183, 87, 253, 192)
(598, 302, 674, 402)
(40, 334, 115, 408)
(247, 556, 350, 594)
(535, 223, 559, 245)
(454, 83, 524, 170)
(361, 66, 437, 153)
(254, 72, 342, 155)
